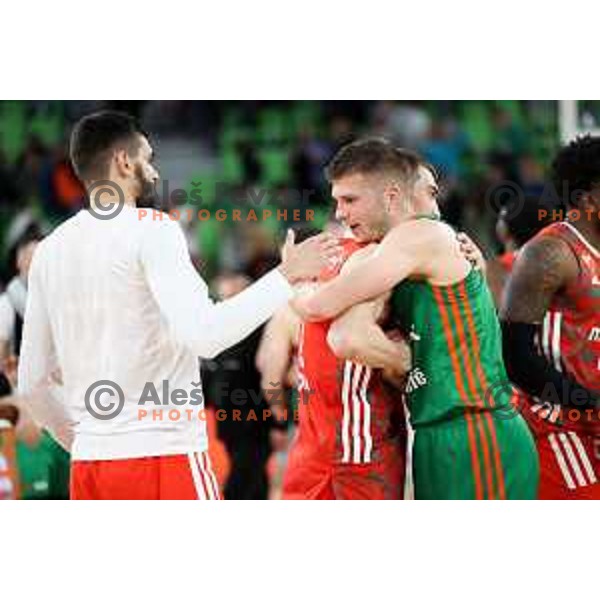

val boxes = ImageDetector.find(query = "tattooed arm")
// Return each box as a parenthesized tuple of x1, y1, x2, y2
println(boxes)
(500, 234, 599, 407)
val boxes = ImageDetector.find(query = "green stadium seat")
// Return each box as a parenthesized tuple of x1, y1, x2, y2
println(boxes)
(459, 101, 494, 153)
(0, 101, 26, 163)
(259, 146, 291, 186)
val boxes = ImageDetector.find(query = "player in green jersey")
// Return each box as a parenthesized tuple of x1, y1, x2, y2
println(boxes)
(292, 138, 539, 500)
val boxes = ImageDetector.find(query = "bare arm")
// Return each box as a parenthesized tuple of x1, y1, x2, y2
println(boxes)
(290, 222, 431, 322)
(324, 245, 411, 376)
(327, 300, 411, 378)
(256, 304, 299, 418)
(500, 234, 599, 405)
(500, 235, 576, 323)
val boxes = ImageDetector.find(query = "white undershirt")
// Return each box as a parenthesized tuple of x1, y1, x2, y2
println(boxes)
(18, 207, 293, 460)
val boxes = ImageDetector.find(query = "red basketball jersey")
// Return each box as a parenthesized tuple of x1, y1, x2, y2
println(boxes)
(295, 238, 406, 465)
(526, 222, 600, 431)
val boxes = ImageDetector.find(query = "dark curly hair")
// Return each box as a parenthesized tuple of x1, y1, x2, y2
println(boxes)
(551, 135, 600, 208)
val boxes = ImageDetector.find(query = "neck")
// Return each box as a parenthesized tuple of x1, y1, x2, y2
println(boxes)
(88, 182, 136, 212)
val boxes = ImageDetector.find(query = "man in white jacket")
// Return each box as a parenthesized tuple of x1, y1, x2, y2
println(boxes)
(18, 110, 338, 500)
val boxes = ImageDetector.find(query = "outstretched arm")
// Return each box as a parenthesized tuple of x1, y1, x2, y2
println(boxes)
(141, 220, 338, 359)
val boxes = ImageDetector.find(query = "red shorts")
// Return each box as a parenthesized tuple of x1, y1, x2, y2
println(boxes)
(70, 451, 222, 500)
(282, 440, 405, 500)
(523, 406, 600, 499)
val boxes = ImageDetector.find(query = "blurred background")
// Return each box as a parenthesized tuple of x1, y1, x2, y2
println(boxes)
(0, 99, 598, 499)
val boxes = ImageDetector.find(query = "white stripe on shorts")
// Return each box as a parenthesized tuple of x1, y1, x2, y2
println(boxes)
(188, 452, 207, 499)
(558, 432, 587, 487)
(548, 433, 576, 490)
(202, 452, 221, 499)
(568, 432, 597, 485)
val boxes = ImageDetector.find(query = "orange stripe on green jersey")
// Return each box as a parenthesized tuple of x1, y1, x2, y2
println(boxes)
(447, 284, 507, 499)
(444, 285, 496, 499)
(458, 281, 507, 499)
(391, 267, 515, 498)
(432, 286, 484, 499)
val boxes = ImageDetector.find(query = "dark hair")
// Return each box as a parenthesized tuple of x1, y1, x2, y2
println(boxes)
(69, 110, 145, 181)
(325, 137, 430, 184)
(551, 135, 600, 208)
(500, 196, 552, 247)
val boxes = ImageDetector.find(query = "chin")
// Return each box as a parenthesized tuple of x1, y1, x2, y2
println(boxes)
(351, 228, 366, 242)
(355, 230, 376, 244)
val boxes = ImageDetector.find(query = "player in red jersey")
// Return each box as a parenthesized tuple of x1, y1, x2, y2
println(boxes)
(501, 135, 600, 499)
(281, 236, 410, 500)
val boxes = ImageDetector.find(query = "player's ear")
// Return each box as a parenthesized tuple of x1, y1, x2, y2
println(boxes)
(383, 182, 401, 214)
(113, 148, 133, 178)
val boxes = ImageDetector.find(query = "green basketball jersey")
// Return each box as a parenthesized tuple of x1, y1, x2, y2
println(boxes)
(391, 261, 512, 428)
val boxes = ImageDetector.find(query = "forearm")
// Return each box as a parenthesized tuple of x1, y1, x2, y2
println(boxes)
(328, 320, 410, 375)
(143, 221, 294, 359)
(192, 269, 293, 358)
(155, 266, 293, 359)
(291, 244, 410, 322)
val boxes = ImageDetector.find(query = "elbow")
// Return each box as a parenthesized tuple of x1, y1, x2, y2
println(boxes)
(292, 296, 333, 323)
(183, 333, 224, 361)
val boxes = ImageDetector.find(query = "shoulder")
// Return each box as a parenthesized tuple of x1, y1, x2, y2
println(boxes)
(136, 211, 187, 252)
(500, 230, 578, 319)
(385, 218, 456, 252)
(516, 229, 579, 280)
(137, 210, 183, 234)
(342, 242, 378, 269)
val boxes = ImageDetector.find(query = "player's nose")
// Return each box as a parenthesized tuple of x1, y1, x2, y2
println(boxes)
(335, 204, 347, 223)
